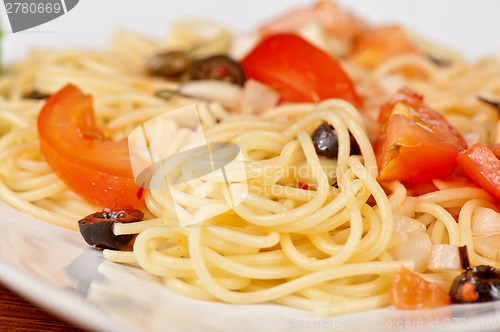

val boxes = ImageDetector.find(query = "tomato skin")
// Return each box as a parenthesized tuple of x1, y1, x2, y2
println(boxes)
(37, 84, 142, 210)
(391, 267, 451, 310)
(374, 88, 467, 183)
(240, 33, 363, 108)
(489, 143, 500, 159)
(457, 143, 500, 200)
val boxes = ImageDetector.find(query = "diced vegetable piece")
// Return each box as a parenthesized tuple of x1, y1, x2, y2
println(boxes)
(473, 235, 500, 261)
(471, 207, 500, 236)
(427, 245, 461, 272)
(37, 84, 143, 210)
(240, 79, 280, 114)
(240, 33, 363, 108)
(391, 267, 451, 310)
(389, 232, 431, 272)
(392, 214, 426, 234)
(489, 143, 500, 159)
(457, 143, 500, 200)
(374, 88, 467, 183)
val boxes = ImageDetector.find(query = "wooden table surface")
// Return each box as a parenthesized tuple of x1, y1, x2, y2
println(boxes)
(0, 282, 88, 331)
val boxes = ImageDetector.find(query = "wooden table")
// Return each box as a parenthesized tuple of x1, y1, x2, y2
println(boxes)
(0, 282, 88, 331)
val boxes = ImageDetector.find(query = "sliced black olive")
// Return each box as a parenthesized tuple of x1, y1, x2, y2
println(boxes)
(23, 90, 50, 100)
(312, 123, 339, 158)
(145, 51, 192, 78)
(311, 122, 360, 158)
(155, 89, 181, 100)
(190, 55, 246, 86)
(427, 54, 452, 67)
(478, 95, 500, 113)
(449, 265, 500, 303)
(154, 88, 196, 101)
(78, 209, 144, 250)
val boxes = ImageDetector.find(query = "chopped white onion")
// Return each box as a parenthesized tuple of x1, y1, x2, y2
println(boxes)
(389, 232, 431, 272)
(229, 33, 259, 60)
(471, 207, 500, 236)
(432, 177, 472, 190)
(393, 197, 418, 218)
(240, 79, 280, 115)
(473, 234, 500, 260)
(297, 21, 329, 53)
(463, 131, 482, 148)
(427, 244, 461, 272)
(393, 214, 426, 234)
(180, 80, 243, 109)
(378, 75, 406, 96)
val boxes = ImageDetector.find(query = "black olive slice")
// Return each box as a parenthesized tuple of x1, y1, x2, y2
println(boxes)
(312, 123, 339, 158)
(311, 122, 360, 158)
(427, 54, 452, 67)
(145, 51, 192, 78)
(78, 209, 144, 250)
(478, 95, 500, 113)
(23, 90, 50, 100)
(449, 265, 500, 303)
(190, 55, 246, 86)
(154, 88, 194, 100)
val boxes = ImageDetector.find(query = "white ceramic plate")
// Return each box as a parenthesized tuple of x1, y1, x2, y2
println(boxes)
(2, 1, 500, 331)
(2, 199, 500, 332)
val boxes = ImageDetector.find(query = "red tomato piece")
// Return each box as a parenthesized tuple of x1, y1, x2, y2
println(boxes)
(374, 88, 467, 183)
(349, 25, 422, 69)
(489, 143, 500, 159)
(240, 33, 363, 108)
(37, 84, 143, 210)
(390, 267, 451, 310)
(259, 1, 365, 44)
(456, 143, 500, 199)
(297, 182, 310, 190)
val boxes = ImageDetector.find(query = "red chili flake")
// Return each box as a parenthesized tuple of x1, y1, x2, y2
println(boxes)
(214, 66, 229, 78)
(297, 182, 310, 190)
(136, 182, 145, 200)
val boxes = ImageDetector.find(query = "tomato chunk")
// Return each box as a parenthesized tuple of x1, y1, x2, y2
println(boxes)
(374, 88, 467, 183)
(37, 84, 142, 210)
(259, 1, 364, 43)
(457, 143, 500, 200)
(349, 25, 421, 69)
(489, 143, 500, 159)
(391, 267, 451, 310)
(240, 33, 363, 108)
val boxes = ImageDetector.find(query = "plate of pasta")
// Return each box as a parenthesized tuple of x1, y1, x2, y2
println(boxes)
(2, 1, 500, 331)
